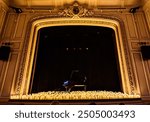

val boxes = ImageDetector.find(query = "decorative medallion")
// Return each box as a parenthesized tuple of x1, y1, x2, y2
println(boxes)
(58, 2, 94, 18)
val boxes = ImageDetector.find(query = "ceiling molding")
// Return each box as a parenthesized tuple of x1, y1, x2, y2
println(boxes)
(10, 0, 141, 8)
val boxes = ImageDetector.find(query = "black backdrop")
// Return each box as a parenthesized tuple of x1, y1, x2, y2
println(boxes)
(31, 26, 122, 93)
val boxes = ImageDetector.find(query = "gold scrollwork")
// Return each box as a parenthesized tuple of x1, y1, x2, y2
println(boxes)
(58, 2, 94, 18)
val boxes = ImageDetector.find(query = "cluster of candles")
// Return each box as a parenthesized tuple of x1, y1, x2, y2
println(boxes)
(11, 91, 140, 100)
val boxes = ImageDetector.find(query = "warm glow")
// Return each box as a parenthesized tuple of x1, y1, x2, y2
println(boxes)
(11, 91, 140, 100)
(10, 0, 140, 7)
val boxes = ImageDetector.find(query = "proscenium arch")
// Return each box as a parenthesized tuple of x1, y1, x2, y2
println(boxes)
(14, 17, 133, 95)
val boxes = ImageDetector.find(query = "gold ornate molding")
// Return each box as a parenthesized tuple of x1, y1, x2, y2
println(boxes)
(58, 2, 94, 18)
(13, 4, 136, 96)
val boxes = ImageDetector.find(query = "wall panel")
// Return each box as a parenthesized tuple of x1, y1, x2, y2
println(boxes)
(130, 42, 140, 50)
(0, 0, 8, 38)
(147, 60, 150, 91)
(145, 9, 150, 32)
(0, 61, 4, 96)
(133, 53, 150, 96)
(143, 0, 150, 32)
(1, 53, 18, 97)
(125, 14, 138, 40)
(144, 60, 150, 92)
(11, 42, 21, 50)
(0, 0, 9, 97)
(2, 14, 16, 39)
(0, 7, 6, 37)
(13, 14, 27, 39)
(135, 13, 150, 39)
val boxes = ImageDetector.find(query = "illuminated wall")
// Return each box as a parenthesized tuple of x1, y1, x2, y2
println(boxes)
(0, 0, 8, 38)
(143, 0, 150, 32)
(0, 1, 150, 102)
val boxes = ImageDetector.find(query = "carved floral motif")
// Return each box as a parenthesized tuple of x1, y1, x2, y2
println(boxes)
(58, 2, 94, 18)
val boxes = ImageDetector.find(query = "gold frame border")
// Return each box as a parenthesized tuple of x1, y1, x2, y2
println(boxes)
(12, 15, 137, 96)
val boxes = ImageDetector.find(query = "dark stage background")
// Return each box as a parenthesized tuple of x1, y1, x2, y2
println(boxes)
(31, 26, 122, 93)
